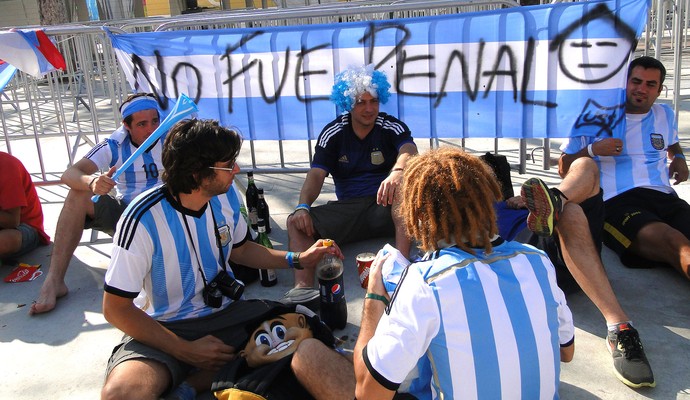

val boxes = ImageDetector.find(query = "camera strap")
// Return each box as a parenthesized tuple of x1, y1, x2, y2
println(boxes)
(177, 195, 230, 292)
(181, 211, 212, 291)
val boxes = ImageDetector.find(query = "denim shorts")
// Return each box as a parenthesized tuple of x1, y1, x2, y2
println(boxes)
(5, 223, 43, 258)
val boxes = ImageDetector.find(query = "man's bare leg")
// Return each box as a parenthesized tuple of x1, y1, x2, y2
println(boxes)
(0, 229, 22, 257)
(554, 157, 600, 205)
(553, 157, 630, 322)
(552, 157, 654, 388)
(286, 214, 317, 288)
(30, 189, 94, 315)
(292, 338, 355, 400)
(101, 358, 170, 400)
(556, 204, 629, 324)
(631, 222, 690, 280)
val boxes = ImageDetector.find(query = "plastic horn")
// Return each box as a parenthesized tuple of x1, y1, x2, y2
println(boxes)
(91, 94, 198, 202)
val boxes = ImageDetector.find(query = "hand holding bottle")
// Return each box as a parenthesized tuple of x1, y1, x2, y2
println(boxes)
(295, 238, 344, 272)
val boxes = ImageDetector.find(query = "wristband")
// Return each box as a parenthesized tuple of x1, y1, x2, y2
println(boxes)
(587, 144, 596, 158)
(295, 203, 311, 212)
(391, 167, 404, 172)
(88, 176, 98, 192)
(286, 252, 294, 268)
(365, 293, 390, 307)
(674, 153, 686, 160)
(293, 252, 302, 270)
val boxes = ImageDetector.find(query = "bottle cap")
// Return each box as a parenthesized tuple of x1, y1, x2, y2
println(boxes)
(323, 239, 334, 248)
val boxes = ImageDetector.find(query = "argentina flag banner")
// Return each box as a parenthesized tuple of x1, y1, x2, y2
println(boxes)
(107, 0, 649, 140)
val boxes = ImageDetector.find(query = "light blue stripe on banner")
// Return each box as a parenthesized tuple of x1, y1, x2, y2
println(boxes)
(187, 87, 623, 140)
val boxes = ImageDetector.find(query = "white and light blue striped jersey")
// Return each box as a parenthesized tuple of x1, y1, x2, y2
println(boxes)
(104, 183, 250, 322)
(365, 240, 573, 400)
(85, 125, 165, 203)
(561, 103, 677, 201)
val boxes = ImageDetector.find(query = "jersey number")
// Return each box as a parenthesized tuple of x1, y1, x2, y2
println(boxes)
(142, 163, 159, 179)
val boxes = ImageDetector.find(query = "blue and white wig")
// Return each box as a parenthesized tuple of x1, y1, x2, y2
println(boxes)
(330, 64, 391, 113)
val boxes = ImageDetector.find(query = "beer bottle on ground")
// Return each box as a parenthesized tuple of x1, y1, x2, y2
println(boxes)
(316, 239, 347, 330)
(257, 188, 271, 234)
(256, 219, 277, 287)
(245, 171, 259, 231)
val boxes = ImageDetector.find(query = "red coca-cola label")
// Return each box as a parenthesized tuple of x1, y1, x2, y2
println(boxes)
(4, 263, 42, 283)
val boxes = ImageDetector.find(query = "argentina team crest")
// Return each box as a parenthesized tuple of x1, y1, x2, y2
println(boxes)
(649, 133, 665, 150)
(370, 149, 384, 165)
(217, 224, 231, 247)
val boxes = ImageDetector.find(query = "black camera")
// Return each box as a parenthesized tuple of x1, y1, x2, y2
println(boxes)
(203, 281, 224, 308)
(214, 270, 245, 300)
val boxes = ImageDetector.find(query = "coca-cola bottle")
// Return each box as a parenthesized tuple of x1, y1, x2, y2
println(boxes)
(256, 219, 277, 287)
(245, 171, 259, 231)
(316, 239, 347, 330)
(257, 188, 271, 234)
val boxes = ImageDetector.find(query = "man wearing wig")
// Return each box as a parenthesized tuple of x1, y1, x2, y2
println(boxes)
(284, 65, 418, 308)
(31, 93, 164, 315)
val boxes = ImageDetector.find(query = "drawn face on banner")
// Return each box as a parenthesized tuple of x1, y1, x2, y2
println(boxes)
(551, 4, 638, 84)
(240, 313, 314, 368)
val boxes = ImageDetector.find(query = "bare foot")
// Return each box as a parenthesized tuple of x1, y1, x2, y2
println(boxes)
(29, 280, 69, 315)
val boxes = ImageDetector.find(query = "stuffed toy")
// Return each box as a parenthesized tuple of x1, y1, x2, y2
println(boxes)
(212, 303, 336, 400)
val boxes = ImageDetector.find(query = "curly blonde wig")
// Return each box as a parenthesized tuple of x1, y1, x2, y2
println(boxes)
(400, 147, 502, 254)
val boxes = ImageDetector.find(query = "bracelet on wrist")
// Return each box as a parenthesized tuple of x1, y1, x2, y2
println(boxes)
(365, 293, 390, 307)
(88, 176, 98, 192)
(674, 153, 686, 160)
(391, 167, 404, 172)
(295, 203, 311, 212)
(293, 252, 302, 270)
(286, 252, 294, 268)
(587, 143, 596, 158)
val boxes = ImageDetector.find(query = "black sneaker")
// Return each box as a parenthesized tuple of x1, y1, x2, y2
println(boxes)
(280, 287, 320, 313)
(520, 178, 563, 237)
(607, 323, 655, 388)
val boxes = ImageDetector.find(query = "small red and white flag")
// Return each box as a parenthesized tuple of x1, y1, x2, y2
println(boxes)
(0, 29, 66, 78)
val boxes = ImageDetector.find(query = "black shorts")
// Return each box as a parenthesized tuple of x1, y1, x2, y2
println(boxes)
(85, 195, 127, 236)
(603, 187, 690, 266)
(308, 196, 395, 246)
(515, 190, 605, 294)
(105, 299, 277, 390)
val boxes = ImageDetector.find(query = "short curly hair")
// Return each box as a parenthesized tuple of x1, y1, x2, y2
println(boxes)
(330, 64, 391, 113)
(400, 147, 502, 254)
(162, 119, 242, 195)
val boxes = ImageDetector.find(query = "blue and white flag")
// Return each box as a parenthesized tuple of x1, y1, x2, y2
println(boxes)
(107, 0, 649, 139)
(0, 60, 17, 93)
